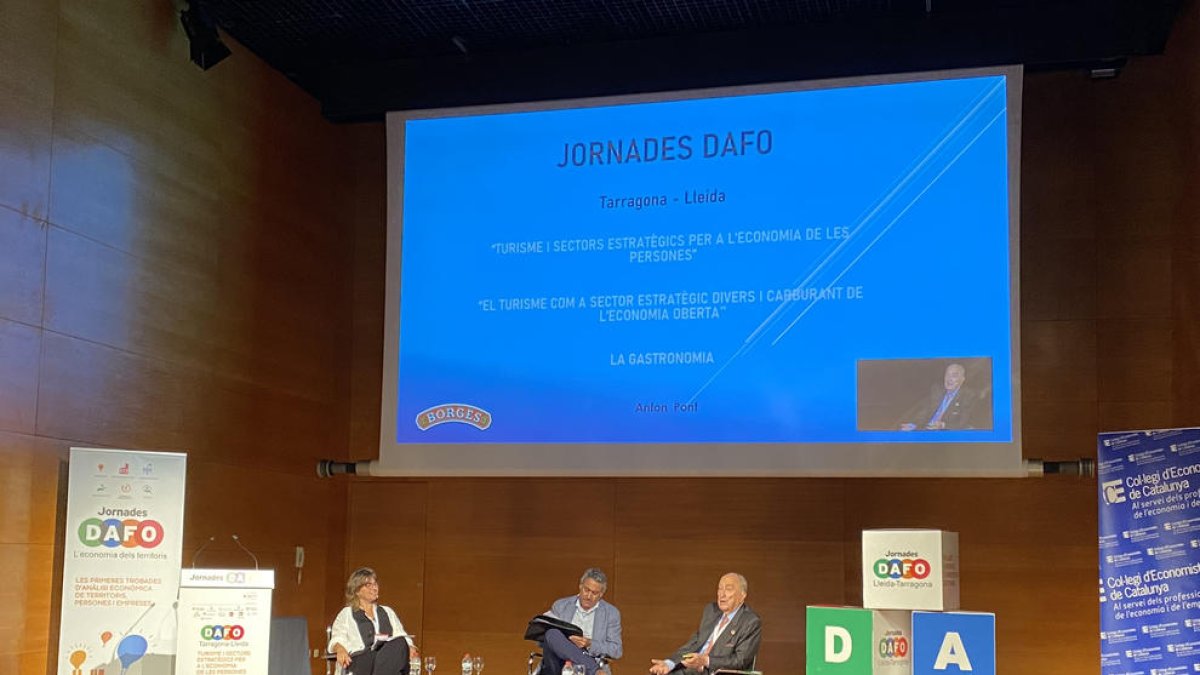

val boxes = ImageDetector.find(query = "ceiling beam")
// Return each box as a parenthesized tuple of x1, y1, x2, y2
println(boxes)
(288, 0, 1183, 122)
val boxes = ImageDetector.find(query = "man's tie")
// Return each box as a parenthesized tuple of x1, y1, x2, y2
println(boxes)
(927, 389, 958, 427)
(701, 614, 731, 655)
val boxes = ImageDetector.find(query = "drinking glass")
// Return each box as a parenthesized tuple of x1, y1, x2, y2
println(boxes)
(472, 656, 485, 675)
(425, 655, 437, 675)
(573, 663, 585, 675)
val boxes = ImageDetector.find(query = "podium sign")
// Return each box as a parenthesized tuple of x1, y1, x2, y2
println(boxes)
(177, 569, 275, 675)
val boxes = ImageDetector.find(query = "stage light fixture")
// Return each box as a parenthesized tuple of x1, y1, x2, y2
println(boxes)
(180, 1, 231, 70)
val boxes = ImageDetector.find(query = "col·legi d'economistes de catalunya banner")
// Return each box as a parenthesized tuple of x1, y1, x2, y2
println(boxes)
(1098, 428, 1200, 674)
(57, 448, 187, 675)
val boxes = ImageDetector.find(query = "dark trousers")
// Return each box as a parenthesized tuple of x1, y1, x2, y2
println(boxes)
(540, 628, 601, 675)
(348, 638, 411, 675)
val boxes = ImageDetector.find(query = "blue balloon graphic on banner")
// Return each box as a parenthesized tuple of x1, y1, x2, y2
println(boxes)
(116, 634, 148, 672)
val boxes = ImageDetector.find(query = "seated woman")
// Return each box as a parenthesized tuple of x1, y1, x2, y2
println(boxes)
(330, 567, 420, 675)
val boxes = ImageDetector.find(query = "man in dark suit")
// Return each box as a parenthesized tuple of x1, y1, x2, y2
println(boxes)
(649, 573, 762, 675)
(900, 363, 980, 431)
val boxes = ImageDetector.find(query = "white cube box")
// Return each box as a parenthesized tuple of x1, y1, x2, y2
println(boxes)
(872, 609, 914, 675)
(862, 529, 960, 611)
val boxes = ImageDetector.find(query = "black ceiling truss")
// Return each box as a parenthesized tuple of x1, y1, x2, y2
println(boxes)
(201, 0, 1185, 122)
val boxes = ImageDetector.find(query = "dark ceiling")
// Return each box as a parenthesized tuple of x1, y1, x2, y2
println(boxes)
(200, 0, 1186, 121)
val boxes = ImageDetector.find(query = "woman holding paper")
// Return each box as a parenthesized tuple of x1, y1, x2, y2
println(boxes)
(330, 567, 419, 674)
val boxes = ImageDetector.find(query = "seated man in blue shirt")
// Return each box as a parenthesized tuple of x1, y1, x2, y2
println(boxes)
(540, 568, 623, 675)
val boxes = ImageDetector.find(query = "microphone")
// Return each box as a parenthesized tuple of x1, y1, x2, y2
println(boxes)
(231, 534, 259, 570)
(190, 536, 216, 568)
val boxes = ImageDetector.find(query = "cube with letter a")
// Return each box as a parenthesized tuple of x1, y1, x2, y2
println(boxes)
(911, 611, 995, 675)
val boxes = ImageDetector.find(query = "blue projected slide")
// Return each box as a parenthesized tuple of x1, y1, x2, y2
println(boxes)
(396, 74, 1013, 445)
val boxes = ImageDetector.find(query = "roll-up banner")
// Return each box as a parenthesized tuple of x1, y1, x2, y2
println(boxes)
(1098, 428, 1200, 674)
(57, 448, 187, 675)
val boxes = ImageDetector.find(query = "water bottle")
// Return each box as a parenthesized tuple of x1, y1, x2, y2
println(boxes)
(562, 660, 574, 675)
(410, 655, 422, 675)
(461, 653, 473, 675)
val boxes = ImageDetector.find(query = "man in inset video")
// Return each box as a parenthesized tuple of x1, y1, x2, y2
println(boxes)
(900, 363, 980, 431)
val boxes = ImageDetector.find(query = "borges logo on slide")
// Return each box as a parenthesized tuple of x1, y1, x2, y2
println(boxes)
(416, 403, 492, 431)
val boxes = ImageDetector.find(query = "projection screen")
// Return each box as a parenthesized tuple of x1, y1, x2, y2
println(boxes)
(378, 65, 1023, 476)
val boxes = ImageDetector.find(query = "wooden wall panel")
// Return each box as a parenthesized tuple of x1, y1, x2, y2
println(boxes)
(1018, 66, 1101, 462)
(1171, 0, 1200, 428)
(344, 481, 429, 644)
(0, 0, 56, 221)
(1021, 237, 1097, 321)
(346, 124, 388, 458)
(0, 432, 64, 673)
(1095, 240, 1173, 320)
(183, 462, 338, 635)
(0, 432, 65, 547)
(1021, 320, 1098, 402)
(1176, 230, 1200, 417)
(1017, 71, 1097, 242)
(0, 543, 56, 664)
(0, 208, 47, 327)
(323, 480, 351, 644)
(46, 125, 227, 272)
(201, 373, 344, 472)
(52, 0, 233, 179)
(0, 319, 40, 435)
(422, 478, 616, 661)
(42, 224, 224, 371)
(0, 0, 367, 670)
(404, 479, 616, 670)
(1096, 319, 1173, 404)
(616, 479, 845, 675)
(36, 332, 206, 451)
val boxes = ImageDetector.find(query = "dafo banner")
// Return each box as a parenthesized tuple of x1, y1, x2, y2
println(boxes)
(1098, 428, 1200, 674)
(58, 448, 187, 675)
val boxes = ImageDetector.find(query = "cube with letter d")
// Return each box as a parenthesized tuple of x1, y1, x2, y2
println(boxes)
(807, 606, 912, 674)
(807, 607, 873, 675)
(911, 611, 995, 675)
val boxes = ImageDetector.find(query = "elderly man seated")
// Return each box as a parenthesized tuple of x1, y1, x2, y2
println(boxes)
(649, 573, 761, 675)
